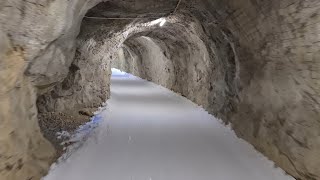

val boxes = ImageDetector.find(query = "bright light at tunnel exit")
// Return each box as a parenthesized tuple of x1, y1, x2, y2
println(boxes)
(159, 19, 166, 27)
(150, 18, 166, 27)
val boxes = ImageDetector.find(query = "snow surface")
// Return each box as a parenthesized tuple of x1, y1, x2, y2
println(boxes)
(43, 68, 294, 180)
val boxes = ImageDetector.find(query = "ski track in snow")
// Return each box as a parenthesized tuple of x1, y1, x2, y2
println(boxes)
(43, 68, 294, 180)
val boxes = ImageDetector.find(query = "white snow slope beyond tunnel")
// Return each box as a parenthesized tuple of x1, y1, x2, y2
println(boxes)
(43, 68, 294, 180)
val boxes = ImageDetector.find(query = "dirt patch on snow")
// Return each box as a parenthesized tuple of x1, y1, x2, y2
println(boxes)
(38, 111, 95, 157)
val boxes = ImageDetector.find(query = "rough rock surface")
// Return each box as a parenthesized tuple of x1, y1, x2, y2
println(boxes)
(113, 1, 320, 179)
(0, 0, 101, 179)
(37, 0, 180, 124)
(0, 0, 319, 180)
(198, 1, 320, 179)
(0, 31, 55, 180)
(0, 1, 179, 179)
(38, 112, 94, 156)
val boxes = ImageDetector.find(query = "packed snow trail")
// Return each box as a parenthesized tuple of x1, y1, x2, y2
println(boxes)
(43, 69, 294, 180)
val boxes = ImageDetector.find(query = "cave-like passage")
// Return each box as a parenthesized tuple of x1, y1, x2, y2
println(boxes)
(43, 69, 294, 180)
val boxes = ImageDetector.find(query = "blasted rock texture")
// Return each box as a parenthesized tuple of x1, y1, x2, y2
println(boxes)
(36, 40, 111, 120)
(197, 1, 320, 179)
(35, 23, 113, 152)
(0, 31, 55, 180)
(113, 1, 320, 179)
(0, 0, 101, 179)
(0, 0, 320, 180)
(0, 0, 181, 179)
(37, 0, 181, 126)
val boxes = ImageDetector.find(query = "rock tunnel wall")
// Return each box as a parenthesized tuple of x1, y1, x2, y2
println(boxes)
(199, 1, 320, 179)
(113, 1, 320, 179)
(0, 0, 101, 179)
(0, 32, 55, 180)
(36, 21, 113, 136)
(0, 0, 319, 180)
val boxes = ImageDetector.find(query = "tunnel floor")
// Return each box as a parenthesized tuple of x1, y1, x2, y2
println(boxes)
(43, 69, 293, 180)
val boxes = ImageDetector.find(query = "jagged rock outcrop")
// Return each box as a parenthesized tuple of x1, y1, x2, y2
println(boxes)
(0, 0, 100, 179)
(0, 30, 55, 180)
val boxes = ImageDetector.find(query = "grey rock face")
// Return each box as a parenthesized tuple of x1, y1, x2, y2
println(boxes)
(0, 30, 55, 180)
(0, 0, 319, 180)
(0, 0, 101, 179)
(197, 1, 320, 179)
(113, 1, 320, 179)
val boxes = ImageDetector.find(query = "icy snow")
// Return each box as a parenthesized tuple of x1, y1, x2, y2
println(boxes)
(43, 68, 294, 180)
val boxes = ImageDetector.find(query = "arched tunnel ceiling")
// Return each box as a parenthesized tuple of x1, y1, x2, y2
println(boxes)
(0, 0, 320, 180)
(86, 0, 179, 18)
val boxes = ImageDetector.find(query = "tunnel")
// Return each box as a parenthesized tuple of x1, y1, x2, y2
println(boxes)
(0, 0, 319, 180)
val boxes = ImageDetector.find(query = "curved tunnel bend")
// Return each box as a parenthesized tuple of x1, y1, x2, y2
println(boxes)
(0, 0, 319, 180)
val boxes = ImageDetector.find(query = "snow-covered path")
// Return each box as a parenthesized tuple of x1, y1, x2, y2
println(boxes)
(44, 69, 294, 180)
